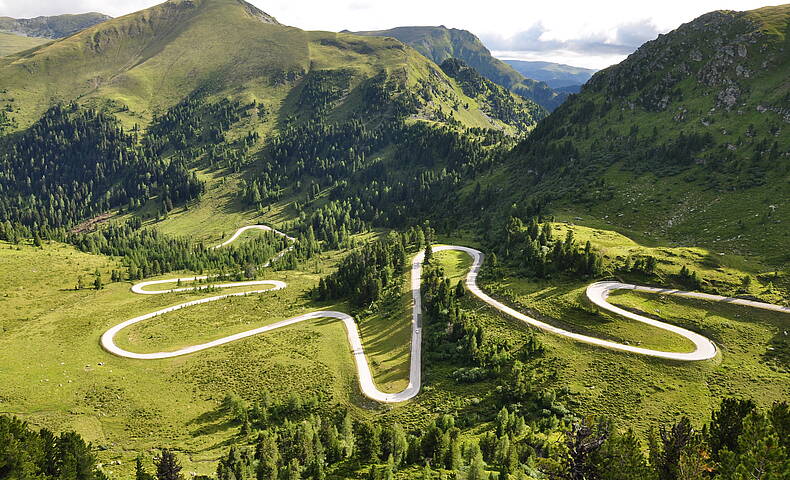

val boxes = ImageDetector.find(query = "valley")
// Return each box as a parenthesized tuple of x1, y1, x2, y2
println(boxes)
(0, 1, 788, 479)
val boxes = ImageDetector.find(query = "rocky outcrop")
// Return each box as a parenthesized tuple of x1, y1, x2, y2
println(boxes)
(585, 10, 776, 112)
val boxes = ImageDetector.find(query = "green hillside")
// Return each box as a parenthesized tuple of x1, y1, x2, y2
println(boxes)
(503, 4, 790, 265)
(1, 2, 789, 479)
(0, 0, 541, 135)
(0, 0, 543, 241)
(349, 25, 567, 111)
(0, 31, 48, 56)
(0, 12, 110, 39)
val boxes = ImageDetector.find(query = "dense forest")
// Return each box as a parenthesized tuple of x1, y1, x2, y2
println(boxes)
(0, 104, 203, 230)
(202, 395, 789, 480)
(242, 117, 511, 236)
(0, 415, 108, 480)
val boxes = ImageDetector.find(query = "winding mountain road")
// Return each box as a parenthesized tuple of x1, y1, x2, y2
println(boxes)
(101, 226, 790, 403)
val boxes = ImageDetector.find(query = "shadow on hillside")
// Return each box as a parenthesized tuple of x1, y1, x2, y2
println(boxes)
(187, 409, 234, 437)
(762, 328, 790, 371)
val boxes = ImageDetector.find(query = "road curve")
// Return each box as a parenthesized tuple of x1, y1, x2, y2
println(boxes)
(102, 227, 790, 402)
(101, 225, 422, 403)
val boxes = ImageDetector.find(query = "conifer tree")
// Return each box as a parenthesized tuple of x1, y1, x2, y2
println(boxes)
(155, 450, 183, 480)
(424, 243, 433, 265)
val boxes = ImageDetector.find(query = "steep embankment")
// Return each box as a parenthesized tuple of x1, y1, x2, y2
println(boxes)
(504, 5, 790, 263)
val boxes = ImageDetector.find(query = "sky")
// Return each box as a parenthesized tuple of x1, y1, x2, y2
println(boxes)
(0, 0, 781, 69)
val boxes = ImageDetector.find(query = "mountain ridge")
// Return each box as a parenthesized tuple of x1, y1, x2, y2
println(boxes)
(348, 25, 568, 110)
(503, 59, 596, 88)
(502, 4, 790, 262)
(0, 12, 111, 39)
(0, 0, 542, 134)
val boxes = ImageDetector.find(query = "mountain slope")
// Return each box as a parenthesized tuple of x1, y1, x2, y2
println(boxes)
(503, 59, 596, 88)
(440, 58, 543, 132)
(504, 4, 790, 263)
(0, 32, 48, 56)
(0, 0, 540, 134)
(0, 12, 110, 39)
(349, 26, 567, 111)
(0, 0, 542, 232)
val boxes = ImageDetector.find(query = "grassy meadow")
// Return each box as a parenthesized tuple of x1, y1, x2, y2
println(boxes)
(1, 221, 787, 476)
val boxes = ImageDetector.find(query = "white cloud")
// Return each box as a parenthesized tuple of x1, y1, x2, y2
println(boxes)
(0, 0, 776, 68)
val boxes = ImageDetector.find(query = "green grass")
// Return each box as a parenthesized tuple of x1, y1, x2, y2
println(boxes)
(461, 223, 789, 434)
(465, 275, 789, 434)
(480, 222, 787, 353)
(0, 240, 397, 476)
(0, 32, 48, 57)
(2, 222, 788, 476)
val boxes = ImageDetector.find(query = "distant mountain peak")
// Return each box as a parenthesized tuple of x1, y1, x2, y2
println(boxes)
(156, 0, 279, 24)
(0, 12, 111, 39)
(349, 25, 567, 110)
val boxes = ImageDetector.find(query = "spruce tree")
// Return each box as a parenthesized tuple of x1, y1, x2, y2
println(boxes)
(468, 449, 487, 480)
(423, 243, 433, 265)
(155, 450, 183, 480)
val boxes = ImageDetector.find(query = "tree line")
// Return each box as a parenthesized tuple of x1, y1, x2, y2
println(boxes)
(69, 219, 292, 280)
(2, 395, 785, 480)
(207, 395, 788, 480)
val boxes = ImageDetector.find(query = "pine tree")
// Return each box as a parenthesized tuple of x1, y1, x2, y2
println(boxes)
(342, 412, 355, 459)
(423, 243, 433, 265)
(468, 449, 487, 480)
(285, 458, 301, 480)
(655, 417, 693, 480)
(718, 411, 789, 479)
(708, 398, 756, 461)
(592, 428, 650, 480)
(455, 280, 465, 298)
(155, 450, 183, 480)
